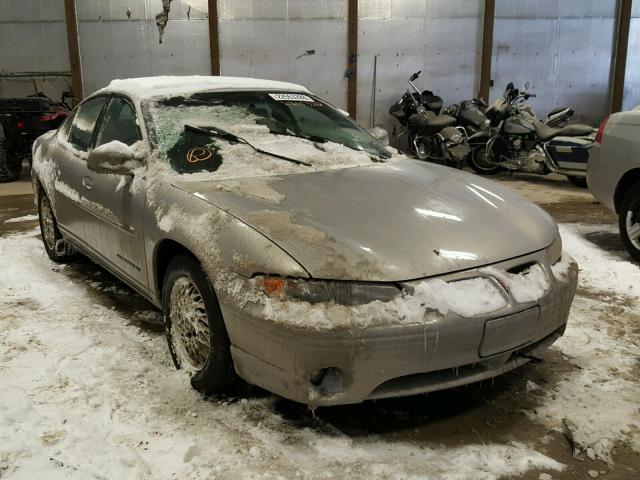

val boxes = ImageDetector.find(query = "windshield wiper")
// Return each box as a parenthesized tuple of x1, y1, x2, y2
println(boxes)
(184, 124, 312, 167)
(274, 128, 389, 160)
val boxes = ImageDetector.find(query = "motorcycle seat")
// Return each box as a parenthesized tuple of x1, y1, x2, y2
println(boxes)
(408, 112, 457, 131)
(427, 114, 457, 130)
(534, 121, 594, 142)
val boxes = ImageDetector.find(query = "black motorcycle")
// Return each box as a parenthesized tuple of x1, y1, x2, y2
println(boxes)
(389, 71, 470, 169)
(468, 83, 595, 187)
(442, 98, 492, 152)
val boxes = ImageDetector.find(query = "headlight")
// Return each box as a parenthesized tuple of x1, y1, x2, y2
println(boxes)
(548, 233, 563, 265)
(255, 276, 402, 306)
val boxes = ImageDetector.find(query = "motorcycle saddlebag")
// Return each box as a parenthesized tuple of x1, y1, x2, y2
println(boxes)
(442, 126, 471, 162)
(545, 136, 592, 172)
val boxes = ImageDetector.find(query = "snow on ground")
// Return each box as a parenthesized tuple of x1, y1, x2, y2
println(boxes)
(528, 224, 640, 462)
(560, 223, 640, 298)
(3, 215, 38, 224)
(0, 224, 638, 479)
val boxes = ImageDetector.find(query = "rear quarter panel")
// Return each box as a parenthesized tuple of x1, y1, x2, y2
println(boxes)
(588, 112, 640, 212)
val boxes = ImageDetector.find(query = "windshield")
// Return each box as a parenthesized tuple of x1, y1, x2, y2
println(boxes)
(142, 91, 390, 174)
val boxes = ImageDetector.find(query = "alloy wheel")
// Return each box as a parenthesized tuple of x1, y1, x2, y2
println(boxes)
(626, 209, 640, 250)
(169, 276, 211, 371)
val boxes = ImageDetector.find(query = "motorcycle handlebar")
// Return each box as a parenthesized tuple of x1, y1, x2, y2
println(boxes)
(409, 70, 422, 81)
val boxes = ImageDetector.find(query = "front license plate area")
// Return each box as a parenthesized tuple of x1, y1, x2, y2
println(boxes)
(479, 307, 540, 357)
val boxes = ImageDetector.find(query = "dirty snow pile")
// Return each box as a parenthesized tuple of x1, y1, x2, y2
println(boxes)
(526, 224, 640, 462)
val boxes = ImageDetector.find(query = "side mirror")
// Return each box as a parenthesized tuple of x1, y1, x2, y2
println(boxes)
(87, 141, 144, 175)
(368, 127, 389, 147)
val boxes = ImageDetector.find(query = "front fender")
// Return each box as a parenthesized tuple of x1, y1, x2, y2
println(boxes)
(145, 183, 309, 302)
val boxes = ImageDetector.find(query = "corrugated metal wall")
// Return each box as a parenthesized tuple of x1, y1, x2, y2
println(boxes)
(0, 0, 636, 121)
(0, 0, 70, 100)
(76, 0, 210, 95)
(491, 0, 617, 125)
(623, 1, 640, 110)
(357, 0, 483, 133)
(218, 0, 348, 110)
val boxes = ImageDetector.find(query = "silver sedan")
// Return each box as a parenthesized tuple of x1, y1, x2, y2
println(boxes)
(588, 108, 640, 261)
(31, 76, 578, 406)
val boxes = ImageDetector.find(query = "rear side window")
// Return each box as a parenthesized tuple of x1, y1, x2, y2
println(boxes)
(95, 97, 141, 147)
(68, 96, 108, 152)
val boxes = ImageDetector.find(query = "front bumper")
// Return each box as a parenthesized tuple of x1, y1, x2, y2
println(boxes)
(220, 251, 578, 407)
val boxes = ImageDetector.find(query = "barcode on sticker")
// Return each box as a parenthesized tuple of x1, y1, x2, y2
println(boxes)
(269, 93, 314, 102)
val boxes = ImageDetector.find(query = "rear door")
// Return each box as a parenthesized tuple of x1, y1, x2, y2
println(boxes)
(81, 95, 148, 290)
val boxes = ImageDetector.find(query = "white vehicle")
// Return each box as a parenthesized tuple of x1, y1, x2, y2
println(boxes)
(588, 108, 640, 261)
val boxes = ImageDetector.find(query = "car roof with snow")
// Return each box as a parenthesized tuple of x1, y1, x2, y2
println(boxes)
(95, 76, 310, 102)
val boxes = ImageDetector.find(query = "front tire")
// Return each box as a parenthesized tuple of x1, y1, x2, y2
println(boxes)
(0, 139, 22, 183)
(162, 255, 236, 395)
(567, 175, 588, 188)
(619, 181, 640, 262)
(469, 145, 501, 174)
(38, 192, 74, 262)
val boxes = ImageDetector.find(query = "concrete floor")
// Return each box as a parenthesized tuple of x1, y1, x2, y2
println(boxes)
(1, 168, 637, 479)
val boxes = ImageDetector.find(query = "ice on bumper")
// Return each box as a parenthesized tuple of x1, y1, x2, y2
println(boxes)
(227, 254, 576, 331)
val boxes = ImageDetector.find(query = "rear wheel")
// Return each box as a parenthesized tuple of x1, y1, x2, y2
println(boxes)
(619, 181, 640, 262)
(567, 175, 588, 188)
(469, 145, 501, 174)
(162, 255, 236, 395)
(0, 139, 22, 183)
(38, 192, 74, 262)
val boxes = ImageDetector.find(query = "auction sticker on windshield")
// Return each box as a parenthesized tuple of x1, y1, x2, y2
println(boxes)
(268, 93, 314, 102)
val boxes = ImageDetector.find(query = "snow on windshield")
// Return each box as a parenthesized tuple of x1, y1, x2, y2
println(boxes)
(142, 97, 387, 181)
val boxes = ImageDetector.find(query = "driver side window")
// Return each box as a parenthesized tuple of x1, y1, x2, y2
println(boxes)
(95, 97, 141, 147)
(68, 96, 108, 152)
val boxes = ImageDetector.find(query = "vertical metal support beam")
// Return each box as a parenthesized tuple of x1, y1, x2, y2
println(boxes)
(478, 0, 495, 102)
(611, 0, 632, 113)
(208, 0, 220, 76)
(347, 0, 358, 119)
(63, 0, 83, 100)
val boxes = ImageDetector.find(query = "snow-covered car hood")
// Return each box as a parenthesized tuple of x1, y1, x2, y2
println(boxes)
(174, 160, 557, 281)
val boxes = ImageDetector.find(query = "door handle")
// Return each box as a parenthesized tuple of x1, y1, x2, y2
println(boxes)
(82, 176, 94, 190)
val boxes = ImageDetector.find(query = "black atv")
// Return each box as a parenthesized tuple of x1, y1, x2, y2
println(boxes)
(0, 93, 71, 183)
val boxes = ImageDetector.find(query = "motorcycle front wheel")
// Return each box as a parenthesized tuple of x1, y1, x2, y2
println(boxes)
(469, 145, 501, 175)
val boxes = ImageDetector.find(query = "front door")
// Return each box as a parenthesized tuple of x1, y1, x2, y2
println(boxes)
(81, 95, 148, 291)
